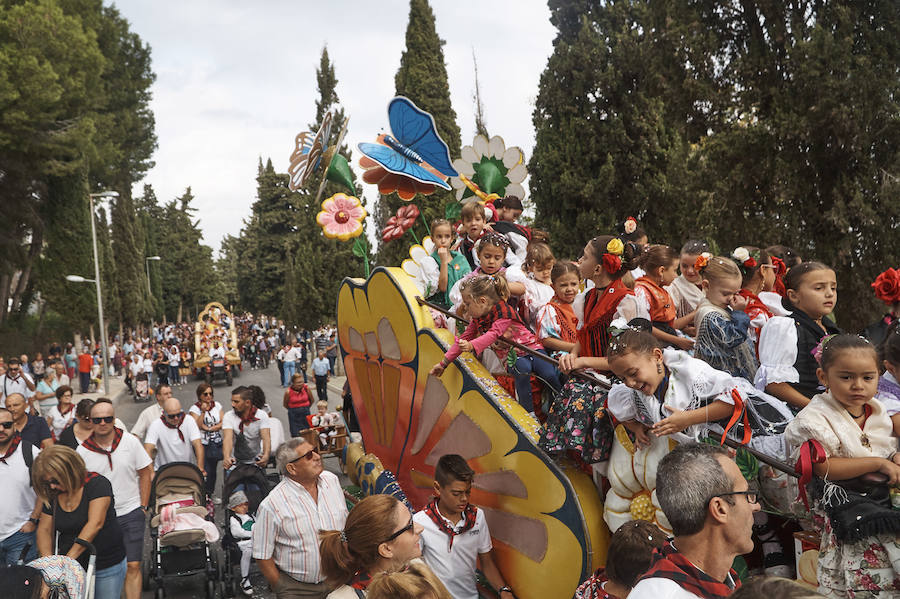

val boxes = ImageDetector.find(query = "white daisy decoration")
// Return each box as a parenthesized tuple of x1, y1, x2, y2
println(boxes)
(401, 236, 439, 297)
(449, 134, 527, 203)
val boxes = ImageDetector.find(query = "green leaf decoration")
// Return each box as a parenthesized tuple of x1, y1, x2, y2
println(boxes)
(735, 447, 760, 481)
(352, 236, 366, 258)
(445, 201, 462, 221)
(506, 348, 518, 369)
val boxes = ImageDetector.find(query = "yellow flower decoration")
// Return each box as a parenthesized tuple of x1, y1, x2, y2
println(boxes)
(606, 238, 624, 256)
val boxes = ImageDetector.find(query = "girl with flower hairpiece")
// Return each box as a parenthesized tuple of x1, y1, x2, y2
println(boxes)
(733, 246, 788, 348)
(539, 235, 648, 466)
(862, 267, 900, 348)
(665, 240, 710, 336)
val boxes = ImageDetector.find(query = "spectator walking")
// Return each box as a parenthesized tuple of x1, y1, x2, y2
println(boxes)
(283, 374, 312, 438)
(131, 383, 172, 441)
(7, 393, 52, 449)
(0, 407, 42, 565)
(325, 333, 338, 376)
(222, 386, 272, 470)
(190, 384, 224, 500)
(46, 385, 76, 438)
(312, 351, 330, 403)
(144, 396, 204, 470)
(77, 347, 93, 393)
(0, 358, 35, 408)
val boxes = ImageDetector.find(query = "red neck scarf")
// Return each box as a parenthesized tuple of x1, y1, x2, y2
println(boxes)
(638, 541, 739, 599)
(194, 400, 208, 414)
(422, 499, 478, 551)
(239, 406, 259, 433)
(0, 434, 21, 464)
(81, 427, 124, 469)
(58, 403, 74, 416)
(471, 301, 521, 338)
(549, 299, 578, 343)
(738, 289, 772, 320)
(349, 570, 372, 591)
(578, 279, 633, 358)
(161, 414, 185, 442)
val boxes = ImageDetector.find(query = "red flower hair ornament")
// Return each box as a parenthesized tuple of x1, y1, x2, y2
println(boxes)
(872, 267, 900, 305)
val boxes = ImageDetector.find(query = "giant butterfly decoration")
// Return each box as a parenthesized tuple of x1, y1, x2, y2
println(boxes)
(288, 110, 356, 204)
(357, 96, 458, 200)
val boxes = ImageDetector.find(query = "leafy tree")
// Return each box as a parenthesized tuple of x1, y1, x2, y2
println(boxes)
(375, 0, 461, 267)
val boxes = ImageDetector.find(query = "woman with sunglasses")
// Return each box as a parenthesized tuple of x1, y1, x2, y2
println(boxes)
(32, 445, 127, 599)
(56, 399, 95, 449)
(46, 385, 76, 439)
(190, 383, 224, 499)
(320, 494, 425, 598)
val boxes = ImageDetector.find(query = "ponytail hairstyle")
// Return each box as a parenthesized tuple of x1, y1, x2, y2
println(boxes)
(607, 318, 660, 359)
(550, 261, 580, 284)
(877, 319, 900, 369)
(635, 244, 678, 274)
(524, 242, 555, 272)
(460, 273, 510, 303)
(587, 235, 639, 280)
(247, 384, 267, 410)
(695, 255, 741, 285)
(817, 333, 877, 372)
(784, 261, 830, 291)
(530, 229, 551, 244)
(474, 231, 510, 256)
(319, 495, 403, 586)
(730, 246, 770, 286)
(366, 560, 454, 599)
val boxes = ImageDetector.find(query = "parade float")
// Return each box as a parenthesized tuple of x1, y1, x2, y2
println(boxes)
(193, 302, 241, 384)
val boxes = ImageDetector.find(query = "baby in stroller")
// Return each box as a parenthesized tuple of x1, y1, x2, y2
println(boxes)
(227, 491, 255, 596)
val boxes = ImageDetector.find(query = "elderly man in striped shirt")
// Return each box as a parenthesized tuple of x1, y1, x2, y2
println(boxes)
(252, 438, 348, 598)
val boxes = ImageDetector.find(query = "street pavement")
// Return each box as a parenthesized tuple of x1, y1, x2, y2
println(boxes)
(107, 361, 348, 599)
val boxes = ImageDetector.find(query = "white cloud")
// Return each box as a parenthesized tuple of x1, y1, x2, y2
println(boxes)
(112, 0, 555, 250)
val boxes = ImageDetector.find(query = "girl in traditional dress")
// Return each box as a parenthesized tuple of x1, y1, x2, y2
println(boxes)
(784, 334, 900, 598)
(633, 244, 695, 350)
(537, 261, 581, 358)
(665, 239, 710, 334)
(693, 255, 759, 381)
(876, 320, 900, 435)
(448, 232, 525, 312)
(539, 235, 647, 465)
(506, 242, 556, 328)
(734, 246, 784, 349)
(430, 274, 561, 414)
(756, 262, 841, 414)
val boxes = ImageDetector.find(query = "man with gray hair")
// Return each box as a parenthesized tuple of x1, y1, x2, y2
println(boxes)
(252, 438, 347, 598)
(628, 442, 760, 599)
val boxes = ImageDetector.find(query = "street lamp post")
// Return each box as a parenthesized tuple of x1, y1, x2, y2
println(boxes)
(145, 256, 161, 297)
(67, 190, 118, 396)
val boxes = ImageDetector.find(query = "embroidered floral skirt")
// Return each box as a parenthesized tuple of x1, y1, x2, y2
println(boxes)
(815, 509, 900, 598)
(539, 379, 613, 464)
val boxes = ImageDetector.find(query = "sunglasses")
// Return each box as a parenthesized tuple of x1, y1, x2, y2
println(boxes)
(165, 411, 185, 419)
(0, 421, 13, 429)
(91, 416, 115, 424)
(384, 517, 414, 543)
(201, 391, 213, 396)
(289, 447, 319, 464)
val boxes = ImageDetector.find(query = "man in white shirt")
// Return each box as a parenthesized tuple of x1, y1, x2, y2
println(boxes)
(253, 439, 348, 599)
(210, 341, 226, 359)
(222, 386, 272, 469)
(131, 383, 173, 441)
(144, 396, 204, 470)
(77, 398, 153, 599)
(0, 358, 35, 408)
(0, 407, 42, 565)
(627, 443, 760, 599)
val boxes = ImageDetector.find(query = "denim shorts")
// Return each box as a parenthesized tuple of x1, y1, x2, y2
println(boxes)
(117, 508, 146, 563)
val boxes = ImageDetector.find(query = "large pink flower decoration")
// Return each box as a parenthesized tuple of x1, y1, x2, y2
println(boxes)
(317, 193, 366, 241)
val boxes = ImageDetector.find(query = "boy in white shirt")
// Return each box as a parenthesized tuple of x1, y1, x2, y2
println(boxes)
(228, 490, 255, 596)
(413, 454, 513, 599)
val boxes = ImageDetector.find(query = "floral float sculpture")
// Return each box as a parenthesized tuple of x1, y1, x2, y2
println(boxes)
(400, 235, 436, 297)
(316, 192, 371, 276)
(603, 424, 674, 536)
(381, 204, 422, 244)
(287, 110, 356, 204)
(449, 134, 527, 204)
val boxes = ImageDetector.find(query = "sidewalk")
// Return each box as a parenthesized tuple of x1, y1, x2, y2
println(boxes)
(76, 374, 129, 405)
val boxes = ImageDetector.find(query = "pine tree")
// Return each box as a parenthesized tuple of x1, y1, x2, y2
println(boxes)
(375, 0, 461, 267)
(110, 192, 148, 326)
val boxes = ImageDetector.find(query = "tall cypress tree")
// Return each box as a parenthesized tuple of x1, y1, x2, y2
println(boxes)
(375, 0, 461, 267)
(111, 192, 148, 326)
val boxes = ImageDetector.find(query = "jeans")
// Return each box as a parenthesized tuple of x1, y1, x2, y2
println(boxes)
(79, 371, 91, 393)
(315, 375, 328, 403)
(510, 349, 562, 413)
(283, 361, 295, 387)
(94, 556, 127, 599)
(327, 355, 336, 375)
(169, 364, 179, 383)
(287, 406, 310, 438)
(0, 529, 36, 565)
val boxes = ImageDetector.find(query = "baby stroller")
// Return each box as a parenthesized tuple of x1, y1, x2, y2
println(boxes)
(144, 462, 220, 599)
(221, 464, 271, 597)
(134, 371, 150, 402)
(19, 538, 96, 599)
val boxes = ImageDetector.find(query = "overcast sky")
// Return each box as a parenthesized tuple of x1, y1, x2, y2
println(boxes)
(110, 1, 557, 253)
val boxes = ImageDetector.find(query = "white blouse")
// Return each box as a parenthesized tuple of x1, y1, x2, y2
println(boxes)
(754, 316, 799, 391)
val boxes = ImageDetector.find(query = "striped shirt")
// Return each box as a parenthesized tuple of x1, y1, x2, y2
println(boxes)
(251, 470, 348, 583)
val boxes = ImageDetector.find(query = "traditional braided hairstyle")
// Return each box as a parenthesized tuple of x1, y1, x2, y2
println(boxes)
(586, 235, 640, 280)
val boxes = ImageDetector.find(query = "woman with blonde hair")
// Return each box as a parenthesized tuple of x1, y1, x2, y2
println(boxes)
(319, 494, 424, 597)
(366, 560, 453, 599)
(32, 445, 127, 599)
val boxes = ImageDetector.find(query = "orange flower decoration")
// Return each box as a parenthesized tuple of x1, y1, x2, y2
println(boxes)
(381, 204, 421, 243)
(694, 252, 711, 271)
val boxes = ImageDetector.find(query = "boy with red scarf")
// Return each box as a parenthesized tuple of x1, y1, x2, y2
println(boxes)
(413, 454, 513, 599)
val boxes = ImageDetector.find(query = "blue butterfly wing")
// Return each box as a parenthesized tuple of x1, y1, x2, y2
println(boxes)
(387, 97, 458, 177)
(357, 142, 451, 189)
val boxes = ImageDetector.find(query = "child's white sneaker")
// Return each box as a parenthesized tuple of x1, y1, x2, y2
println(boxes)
(240, 577, 253, 595)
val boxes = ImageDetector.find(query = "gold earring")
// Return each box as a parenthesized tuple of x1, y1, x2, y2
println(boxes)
(657, 363, 663, 374)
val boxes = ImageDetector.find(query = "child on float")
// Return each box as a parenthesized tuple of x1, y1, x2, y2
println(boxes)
(692, 254, 759, 381)
(448, 232, 525, 313)
(876, 320, 900, 435)
(783, 334, 900, 598)
(455, 202, 489, 271)
(490, 195, 530, 263)
(620, 217, 649, 281)
(755, 262, 841, 414)
(633, 244, 696, 350)
(574, 520, 665, 599)
(665, 240, 710, 332)
(430, 273, 560, 414)
(765, 245, 802, 297)
(605, 320, 791, 455)
(505, 241, 555, 328)
(862, 267, 900, 347)
(536, 261, 581, 358)
(421, 218, 471, 310)
(733, 246, 786, 348)
(539, 235, 648, 466)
